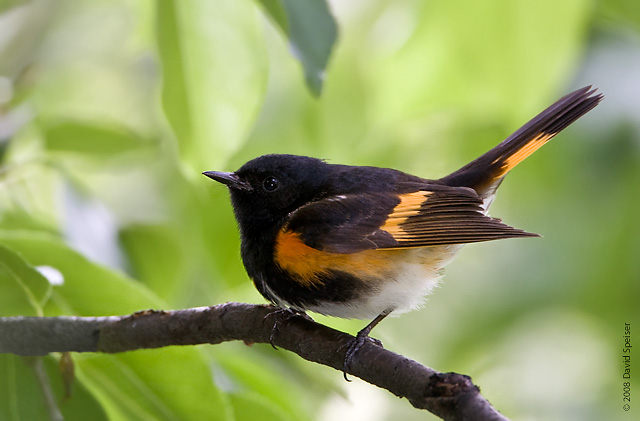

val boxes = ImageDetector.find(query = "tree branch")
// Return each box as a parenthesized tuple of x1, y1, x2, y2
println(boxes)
(0, 303, 508, 421)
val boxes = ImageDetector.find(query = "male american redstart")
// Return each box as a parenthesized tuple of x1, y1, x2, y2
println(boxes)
(204, 86, 602, 371)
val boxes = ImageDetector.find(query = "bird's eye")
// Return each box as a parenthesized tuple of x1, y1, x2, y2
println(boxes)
(262, 176, 279, 192)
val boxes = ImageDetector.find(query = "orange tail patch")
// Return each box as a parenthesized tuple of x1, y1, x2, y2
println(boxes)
(491, 131, 554, 179)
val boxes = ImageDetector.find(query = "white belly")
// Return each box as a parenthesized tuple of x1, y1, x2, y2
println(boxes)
(305, 245, 462, 320)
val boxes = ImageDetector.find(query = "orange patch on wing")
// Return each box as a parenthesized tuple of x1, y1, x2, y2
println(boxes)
(274, 230, 400, 287)
(380, 191, 431, 239)
(493, 132, 554, 179)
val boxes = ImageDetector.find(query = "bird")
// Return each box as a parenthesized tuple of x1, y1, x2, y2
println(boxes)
(203, 86, 602, 373)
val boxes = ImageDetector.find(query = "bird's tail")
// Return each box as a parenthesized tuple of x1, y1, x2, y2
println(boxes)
(441, 86, 603, 197)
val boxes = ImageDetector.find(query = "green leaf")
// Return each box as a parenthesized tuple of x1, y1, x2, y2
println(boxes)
(229, 394, 294, 421)
(77, 350, 230, 421)
(0, 231, 159, 316)
(356, 0, 590, 132)
(215, 351, 314, 421)
(119, 224, 185, 301)
(597, 0, 640, 30)
(42, 121, 152, 158)
(0, 244, 51, 316)
(0, 354, 109, 421)
(0, 355, 48, 420)
(257, 0, 289, 33)
(259, 0, 338, 96)
(0, 1, 31, 15)
(156, 0, 267, 172)
(0, 231, 230, 420)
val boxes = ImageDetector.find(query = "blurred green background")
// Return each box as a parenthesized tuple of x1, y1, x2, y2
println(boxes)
(1, 0, 638, 420)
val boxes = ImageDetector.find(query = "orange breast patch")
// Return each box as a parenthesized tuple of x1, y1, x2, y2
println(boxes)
(274, 230, 401, 288)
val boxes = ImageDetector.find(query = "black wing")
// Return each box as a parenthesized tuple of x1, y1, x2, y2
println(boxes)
(284, 185, 538, 254)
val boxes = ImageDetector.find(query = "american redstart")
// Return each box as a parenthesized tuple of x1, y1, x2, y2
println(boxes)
(204, 86, 602, 371)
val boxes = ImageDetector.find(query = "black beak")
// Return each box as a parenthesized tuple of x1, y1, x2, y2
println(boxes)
(202, 171, 252, 191)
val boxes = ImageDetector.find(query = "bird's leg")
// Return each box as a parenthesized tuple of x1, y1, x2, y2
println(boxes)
(343, 309, 392, 381)
(264, 307, 313, 349)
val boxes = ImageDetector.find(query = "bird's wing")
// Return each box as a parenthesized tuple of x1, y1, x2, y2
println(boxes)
(281, 185, 538, 254)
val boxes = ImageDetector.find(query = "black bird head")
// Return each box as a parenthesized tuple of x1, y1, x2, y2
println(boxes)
(204, 154, 330, 233)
